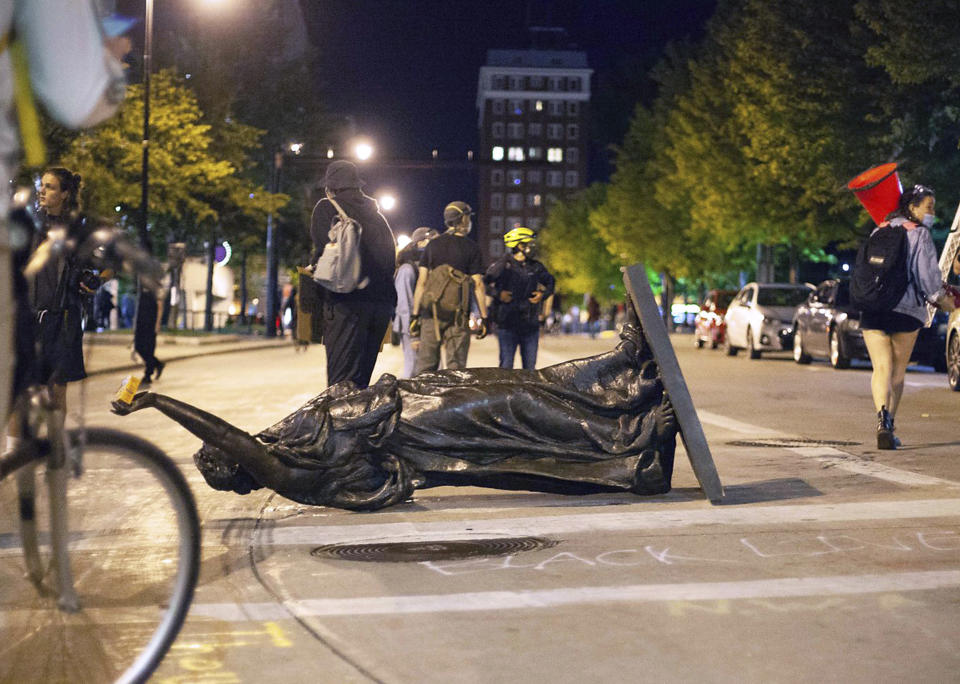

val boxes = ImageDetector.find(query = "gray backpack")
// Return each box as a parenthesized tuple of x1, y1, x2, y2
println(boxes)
(312, 196, 369, 293)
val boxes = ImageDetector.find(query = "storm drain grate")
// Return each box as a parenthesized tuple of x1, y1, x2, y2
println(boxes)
(311, 537, 559, 563)
(728, 438, 860, 448)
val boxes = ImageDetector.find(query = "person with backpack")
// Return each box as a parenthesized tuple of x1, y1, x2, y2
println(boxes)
(410, 201, 488, 374)
(851, 184, 955, 449)
(393, 226, 437, 378)
(309, 160, 397, 389)
(484, 226, 555, 369)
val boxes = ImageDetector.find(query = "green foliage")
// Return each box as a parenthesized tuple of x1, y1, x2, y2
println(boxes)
(540, 184, 625, 304)
(61, 70, 286, 247)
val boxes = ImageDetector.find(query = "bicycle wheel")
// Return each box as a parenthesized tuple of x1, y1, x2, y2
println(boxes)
(0, 428, 200, 684)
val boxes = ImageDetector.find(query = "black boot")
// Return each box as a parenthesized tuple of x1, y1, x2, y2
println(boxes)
(877, 406, 895, 450)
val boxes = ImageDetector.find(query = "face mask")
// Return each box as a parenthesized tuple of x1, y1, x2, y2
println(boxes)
(921, 214, 936, 228)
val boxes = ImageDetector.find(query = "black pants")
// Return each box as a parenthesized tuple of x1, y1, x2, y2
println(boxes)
(323, 300, 393, 389)
(134, 293, 161, 378)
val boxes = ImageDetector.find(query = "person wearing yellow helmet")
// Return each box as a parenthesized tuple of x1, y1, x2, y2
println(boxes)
(484, 225, 555, 369)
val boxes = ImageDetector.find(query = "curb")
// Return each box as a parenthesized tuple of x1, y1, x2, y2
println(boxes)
(85, 339, 295, 378)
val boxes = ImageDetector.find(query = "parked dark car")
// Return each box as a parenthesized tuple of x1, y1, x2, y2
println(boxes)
(792, 278, 948, 371)
(694, 289, 737, 349)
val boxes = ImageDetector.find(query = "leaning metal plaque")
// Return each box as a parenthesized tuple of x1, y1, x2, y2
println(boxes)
(624, 263, 724, 503)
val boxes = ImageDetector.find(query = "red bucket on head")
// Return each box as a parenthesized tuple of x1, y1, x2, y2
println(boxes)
(847, 163, 902, 225)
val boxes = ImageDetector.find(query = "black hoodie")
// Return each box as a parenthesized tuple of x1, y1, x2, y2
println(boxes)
(309, 188, 397, 306)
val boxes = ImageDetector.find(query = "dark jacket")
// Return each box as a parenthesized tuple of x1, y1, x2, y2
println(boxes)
(310, 188, 397, 306)
(484, 254, 555, 329)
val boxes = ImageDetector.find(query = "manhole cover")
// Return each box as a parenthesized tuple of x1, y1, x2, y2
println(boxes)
(311, 536, 558, 563)
(728, 438, 860, 448)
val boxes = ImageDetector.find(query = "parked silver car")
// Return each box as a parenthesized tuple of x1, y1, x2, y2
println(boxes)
(724, 282, 814, 359)
(947, 308, 960, 391)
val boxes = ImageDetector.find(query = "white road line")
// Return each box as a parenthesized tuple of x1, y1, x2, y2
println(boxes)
(261, 498, 960, 546)
(184, 570, 960, 620)
(698, 410, 960, 487)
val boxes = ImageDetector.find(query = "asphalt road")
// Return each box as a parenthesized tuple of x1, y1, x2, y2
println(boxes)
(6, 331, 960, 683)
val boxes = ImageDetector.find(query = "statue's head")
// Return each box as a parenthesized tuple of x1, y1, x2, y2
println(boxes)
(194, 443, 262, 495)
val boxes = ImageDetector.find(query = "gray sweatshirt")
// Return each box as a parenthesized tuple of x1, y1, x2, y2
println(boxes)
(883, 217, 944, 326)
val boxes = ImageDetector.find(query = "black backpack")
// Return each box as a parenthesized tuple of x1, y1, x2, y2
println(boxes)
(850, 224, 910, 313)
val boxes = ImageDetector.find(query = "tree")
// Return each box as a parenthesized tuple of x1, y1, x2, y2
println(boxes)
(540, 184, 625, 305)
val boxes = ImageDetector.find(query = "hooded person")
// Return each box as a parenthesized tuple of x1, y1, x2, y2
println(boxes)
(309, 160, 397, 389)
(393, 226, 438, 378)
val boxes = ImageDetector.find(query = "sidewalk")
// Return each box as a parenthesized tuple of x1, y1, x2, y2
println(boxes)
(82, 331, 291, 377)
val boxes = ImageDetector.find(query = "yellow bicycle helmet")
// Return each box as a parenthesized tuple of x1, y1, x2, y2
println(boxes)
(503, 225, 536, 249)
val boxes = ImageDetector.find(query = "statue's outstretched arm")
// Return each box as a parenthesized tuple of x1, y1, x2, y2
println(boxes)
(111, 392, 303, 492)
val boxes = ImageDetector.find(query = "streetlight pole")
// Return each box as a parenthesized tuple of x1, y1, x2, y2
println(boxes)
(139, 0, 154, 253)
(265, 150, 282, 337)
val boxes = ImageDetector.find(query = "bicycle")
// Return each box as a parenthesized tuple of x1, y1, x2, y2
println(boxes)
(0, 217, 201, 684)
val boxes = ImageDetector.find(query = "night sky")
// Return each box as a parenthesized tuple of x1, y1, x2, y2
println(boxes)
(297, 0, 716, 236)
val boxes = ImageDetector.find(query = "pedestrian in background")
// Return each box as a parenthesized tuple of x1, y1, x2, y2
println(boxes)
(410, 201, 488, 374)
(484, 226, 554, 369)
(134, 285, 165, 387)
(309, 160, 396, 388)
(860, 185, 955, 449)
(393, 226, 437, 378)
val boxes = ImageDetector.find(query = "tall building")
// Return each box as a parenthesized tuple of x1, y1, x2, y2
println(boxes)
(476, 49, 592, 265)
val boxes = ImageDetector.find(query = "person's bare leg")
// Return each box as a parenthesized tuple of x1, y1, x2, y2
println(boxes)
(862, 330, 893, 412)
(887, 330, 920, 419)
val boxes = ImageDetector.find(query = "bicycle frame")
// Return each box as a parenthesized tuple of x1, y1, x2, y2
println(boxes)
(1, 388, 80, 612)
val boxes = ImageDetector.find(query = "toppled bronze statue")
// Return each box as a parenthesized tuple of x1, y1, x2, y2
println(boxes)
(112, 322, 678, 510)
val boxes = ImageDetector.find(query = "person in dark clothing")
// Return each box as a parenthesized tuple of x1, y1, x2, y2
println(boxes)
(135, 286, 165, 387)
(410, 201, 489, 374)
(484, 226, 555, 369)
(94, 284, 113, 330)
(310, 160, 397, 389)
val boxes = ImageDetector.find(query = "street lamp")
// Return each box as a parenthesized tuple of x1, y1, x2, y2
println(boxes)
(378, 193, 397, 212)
(353, 140, 374, 162)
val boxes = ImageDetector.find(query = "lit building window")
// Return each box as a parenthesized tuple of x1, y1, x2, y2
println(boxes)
(528, 146, 542, 160)
(507, 146, 524, 161)
(565, 171, 579, 188)
(527, 193, 541, 207)
(535, 100, 544, 111)
(528, 122, 542, 137)
(490, 193, 503, 210)
(492, 146, 504, 161)
(565, 147, 579, 164)
(547, 147, 563, 163)
(492, 122, 504, 138)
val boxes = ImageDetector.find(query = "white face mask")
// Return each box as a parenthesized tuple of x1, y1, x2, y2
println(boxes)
(921, 213, 936, 228)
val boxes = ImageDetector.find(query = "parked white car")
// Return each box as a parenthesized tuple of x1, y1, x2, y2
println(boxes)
(724, 282, 814, 359)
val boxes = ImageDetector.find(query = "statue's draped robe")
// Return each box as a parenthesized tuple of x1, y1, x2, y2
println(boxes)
(232, 327, 676, 509)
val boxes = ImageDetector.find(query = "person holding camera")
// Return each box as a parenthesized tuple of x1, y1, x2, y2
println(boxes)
(29, 167, 100, 405)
